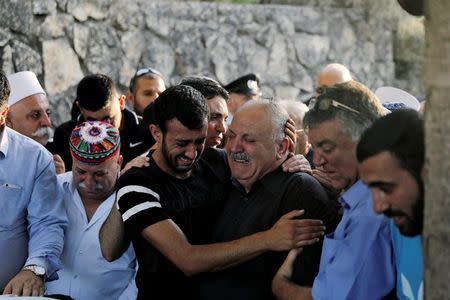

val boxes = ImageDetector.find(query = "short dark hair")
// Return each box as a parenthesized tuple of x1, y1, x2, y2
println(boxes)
(143, 85, 208, 133)
(180, 76, 229, 101)
(76, 73, 117, 111)
(0, 70, 10, 108)
(357, 109, 424, 182)
(304, 80, 385, 142)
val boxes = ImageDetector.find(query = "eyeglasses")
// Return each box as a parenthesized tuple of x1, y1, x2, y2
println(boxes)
(308, 97, 360, 115)
(134, 67, 162, 78)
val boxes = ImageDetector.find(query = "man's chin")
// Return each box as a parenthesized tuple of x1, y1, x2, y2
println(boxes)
(397, 220, 422, 237)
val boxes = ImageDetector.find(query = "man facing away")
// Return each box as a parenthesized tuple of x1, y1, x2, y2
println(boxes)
(196, 100, 341, 300)
(358, 109, 425, 300)
(272, 80, 396, 300)
(0, 70, 67, 296)
(100, 85, 323, 299)
(52, 73, 153, 171)
(45, 121, 137, 300)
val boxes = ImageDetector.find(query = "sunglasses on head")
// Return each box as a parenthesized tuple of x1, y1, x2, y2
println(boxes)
(134, 67, 162, 78)
(308, 97, 360, 115)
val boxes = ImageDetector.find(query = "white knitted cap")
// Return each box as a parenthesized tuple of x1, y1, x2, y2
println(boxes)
(7, 71, 46, 107)
(375, 86, 420, 111)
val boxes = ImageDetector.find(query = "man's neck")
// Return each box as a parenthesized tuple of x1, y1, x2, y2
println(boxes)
(78, 191, 111, 222)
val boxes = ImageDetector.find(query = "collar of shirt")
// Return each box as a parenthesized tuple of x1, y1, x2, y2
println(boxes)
(339, 180, 368, 210)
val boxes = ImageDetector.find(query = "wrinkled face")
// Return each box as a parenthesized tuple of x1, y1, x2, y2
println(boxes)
(227, 93, 248, 115)
(158, 118, 207, 178)
(6, 94, 52, 145)
(129, 77, 165, 116)
(360, 151, 423, 236)
(72, 154, 122, 202)
(308, 120, 359, 190)
(206, 96, 228, 148)
(79, 96, 123, 130)
(225, 106, 282, 191)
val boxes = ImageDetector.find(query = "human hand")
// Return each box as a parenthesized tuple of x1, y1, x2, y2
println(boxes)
(53, 154, 65, 174)
(265, 210, 325, 251)
(284, 118, 297, 153)
(282, 153, 312, 174)
(276, 248, 302, 280)
(121, 156, 150, 175)
(3, 269, 44, 296)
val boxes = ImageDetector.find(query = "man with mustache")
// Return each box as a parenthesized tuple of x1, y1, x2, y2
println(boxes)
(6, 71, 65, 173)
(45, 121, 137, 300)
(100, 85, 324, 299)
(196, 99, 341, 299)
(0, 70, 67, 296)
(357, 109, 424, 300)
(272, 81, 396, 300)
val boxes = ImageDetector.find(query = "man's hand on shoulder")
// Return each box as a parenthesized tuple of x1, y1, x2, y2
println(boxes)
(264, 210, 325, 251)
(282, 153, 312, 174)
(3, 269, 44, 296)
(121, 156, 150, 175)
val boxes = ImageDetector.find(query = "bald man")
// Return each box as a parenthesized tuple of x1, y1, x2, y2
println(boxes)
(316, 63, 352, 90)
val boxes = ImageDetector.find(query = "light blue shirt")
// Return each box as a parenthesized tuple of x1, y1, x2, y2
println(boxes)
(312, 180, 396, 299)
(0, 127, 67, 289)
(46, 172, 137, 300)
(391, 222, 423, 300)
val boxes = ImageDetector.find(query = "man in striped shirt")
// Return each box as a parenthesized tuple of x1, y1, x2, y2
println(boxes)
(100, 85, 323, 299)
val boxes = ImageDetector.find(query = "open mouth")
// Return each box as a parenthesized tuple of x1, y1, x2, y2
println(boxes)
(231, 152, 250, 164)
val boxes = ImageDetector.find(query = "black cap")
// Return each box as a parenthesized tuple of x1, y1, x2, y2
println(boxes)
(223, 73, 261, 96)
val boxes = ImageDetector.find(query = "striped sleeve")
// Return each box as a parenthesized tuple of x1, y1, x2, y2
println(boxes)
(116, 173, 168, 235)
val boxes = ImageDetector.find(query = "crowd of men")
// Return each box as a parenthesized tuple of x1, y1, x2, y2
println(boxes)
(0, 57, 425, 300)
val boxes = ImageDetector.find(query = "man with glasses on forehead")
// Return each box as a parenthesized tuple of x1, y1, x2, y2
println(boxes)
(127, 67, 166, 116)
(272, 80, 396, 300)
(52, 73, 154, 171)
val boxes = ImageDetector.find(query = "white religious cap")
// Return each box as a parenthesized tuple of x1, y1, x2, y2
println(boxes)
(7, 71, 46, 107)
(375, 86, 421, 112)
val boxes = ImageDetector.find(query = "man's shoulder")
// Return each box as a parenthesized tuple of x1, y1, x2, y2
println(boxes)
(6, 127, 52, 160)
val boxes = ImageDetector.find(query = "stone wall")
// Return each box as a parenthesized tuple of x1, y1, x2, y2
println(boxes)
(0, 0, 424, 126)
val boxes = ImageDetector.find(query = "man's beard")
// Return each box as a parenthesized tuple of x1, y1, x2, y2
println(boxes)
(161, 136, 200, 175)
(384, 182, 424, 237)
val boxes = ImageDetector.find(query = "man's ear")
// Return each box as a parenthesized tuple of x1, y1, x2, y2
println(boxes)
(149, 124, 162, 143)
(117, 154, 123, 169)
(119, 95, 126, 111)
(126, 91, 134, 106)
(276, 137, 290, 160)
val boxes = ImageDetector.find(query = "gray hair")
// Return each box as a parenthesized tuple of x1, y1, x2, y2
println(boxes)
(279, 100, 309, 129)
(239, 99, 289, 143)
(304, 80, 385, 143)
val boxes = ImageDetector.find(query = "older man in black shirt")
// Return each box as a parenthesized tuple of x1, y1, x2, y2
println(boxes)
(197, 99, 341, 300)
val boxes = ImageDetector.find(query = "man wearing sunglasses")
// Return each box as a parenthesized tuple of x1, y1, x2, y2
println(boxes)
(272, 80, 396, 299)
(127, 67, 166, 116)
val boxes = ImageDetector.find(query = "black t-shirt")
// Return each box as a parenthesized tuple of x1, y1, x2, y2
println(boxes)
(117, 149, 229, 299)
(47, 108, 154, 170)
(196, 167, 342, 300)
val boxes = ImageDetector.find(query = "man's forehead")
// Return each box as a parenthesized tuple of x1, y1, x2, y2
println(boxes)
(15, 93, 49, 108)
